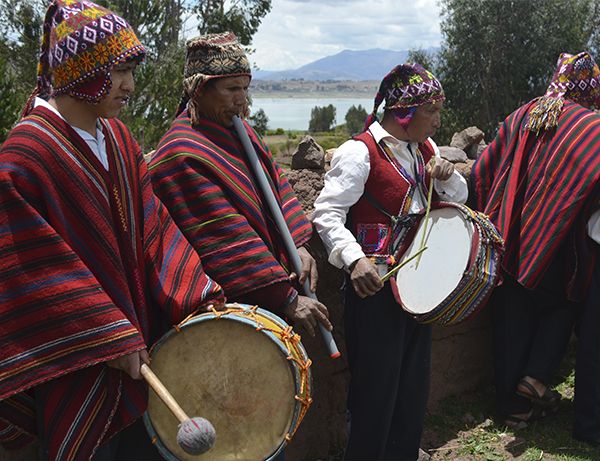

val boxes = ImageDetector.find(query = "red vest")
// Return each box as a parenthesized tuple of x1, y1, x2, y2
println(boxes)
(349, 130, 436, 262)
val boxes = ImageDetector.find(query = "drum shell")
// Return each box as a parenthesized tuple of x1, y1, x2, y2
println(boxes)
(391, 202, 503, 326)
(143, 303, 312, 461)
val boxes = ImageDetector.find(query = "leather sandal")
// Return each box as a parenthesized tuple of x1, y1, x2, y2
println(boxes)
(516, 379, 561, 408)
(504, 406, 547, 430)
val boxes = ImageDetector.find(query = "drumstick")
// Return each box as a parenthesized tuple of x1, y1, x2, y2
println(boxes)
(232, 115, 341, 359)
(380, 246, 428, 282)
(416, 158, 436, 268)
(140, 363, 216, 455)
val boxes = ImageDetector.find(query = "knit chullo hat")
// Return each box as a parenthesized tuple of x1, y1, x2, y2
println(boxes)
(182, 31, 252, 124)
(23, 0, 145, 116)
(527, 51, 600, 133)
(364, 63, 445, 130)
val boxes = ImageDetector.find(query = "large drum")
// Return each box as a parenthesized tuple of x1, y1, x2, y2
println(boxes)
(391, 202, 503, 325)
(143, 303, 312, 460)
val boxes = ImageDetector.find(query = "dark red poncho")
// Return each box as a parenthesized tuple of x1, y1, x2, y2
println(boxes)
(0, 107, 223, 459)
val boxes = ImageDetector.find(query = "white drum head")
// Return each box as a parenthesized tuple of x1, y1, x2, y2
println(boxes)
(395, 207, 473, 314)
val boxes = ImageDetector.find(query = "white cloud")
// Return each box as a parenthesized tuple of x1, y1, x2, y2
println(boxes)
(250, 0, 442, 70)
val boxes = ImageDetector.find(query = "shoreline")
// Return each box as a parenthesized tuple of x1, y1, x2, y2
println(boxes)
(251, 92, 374, 99)
(250, 79, 378, 100)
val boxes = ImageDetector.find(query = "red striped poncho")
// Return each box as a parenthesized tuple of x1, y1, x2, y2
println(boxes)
(472, 99, 600, 301)
(149, 112, 312, 308)
(0, 106, 223, 460)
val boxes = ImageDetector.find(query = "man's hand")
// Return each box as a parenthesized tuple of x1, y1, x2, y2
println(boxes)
(107, 349, 150, 380)
(283, 294, 332, 337)
(350, 257, 383, 298)
(426, 157, 454, 181)
(290, 246, 318, 293)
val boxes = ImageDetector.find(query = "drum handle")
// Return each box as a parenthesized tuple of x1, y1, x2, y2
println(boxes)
(232, 115, 341, 359)
(140, 363, 188, 422)
(141, 363, 217, 455)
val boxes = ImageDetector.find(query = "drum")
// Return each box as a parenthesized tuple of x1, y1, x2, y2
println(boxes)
(143, 303, 312, 460)
(391, 202, 503, 325)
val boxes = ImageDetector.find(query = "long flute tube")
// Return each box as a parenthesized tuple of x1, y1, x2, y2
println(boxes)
(232, 116, 341, 359)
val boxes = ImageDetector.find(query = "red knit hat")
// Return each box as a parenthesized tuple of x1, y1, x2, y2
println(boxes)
(23, 0, 146, 115)
(364, 63, 445, 130)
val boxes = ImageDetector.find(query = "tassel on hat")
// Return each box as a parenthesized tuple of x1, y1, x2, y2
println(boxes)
(526, 51, 600, 133)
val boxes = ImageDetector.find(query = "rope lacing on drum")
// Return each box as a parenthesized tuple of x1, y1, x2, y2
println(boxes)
(173, 303, 221, 332)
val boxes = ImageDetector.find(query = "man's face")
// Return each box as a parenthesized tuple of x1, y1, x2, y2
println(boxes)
(406, 101, 443, 142)
(92, 60, 138, 119)
(195, 75, 250, 127)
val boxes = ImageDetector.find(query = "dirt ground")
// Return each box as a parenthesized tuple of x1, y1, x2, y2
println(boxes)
(420, 353, 600, 461)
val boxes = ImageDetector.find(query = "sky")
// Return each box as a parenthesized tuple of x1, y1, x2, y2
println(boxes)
(249, 0, 443, 71)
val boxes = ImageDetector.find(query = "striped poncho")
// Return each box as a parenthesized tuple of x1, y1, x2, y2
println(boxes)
(472, 99, 600, 301)
(149, 112, 312, 309)
(0, 106, 223, 460)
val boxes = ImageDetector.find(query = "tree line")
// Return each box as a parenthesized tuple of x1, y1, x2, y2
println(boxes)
(0, 0, 271, 150)
(1, 0, 599, 148)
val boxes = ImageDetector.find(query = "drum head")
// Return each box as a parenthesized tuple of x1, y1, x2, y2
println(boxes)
(395, 207, 472, 314)
(146, 314, 296, 460)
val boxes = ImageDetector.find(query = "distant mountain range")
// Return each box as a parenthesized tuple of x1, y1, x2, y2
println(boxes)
(253, 47, 439, 81)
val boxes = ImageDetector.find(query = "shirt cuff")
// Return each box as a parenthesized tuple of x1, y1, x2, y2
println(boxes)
(336, 242, 366, 271)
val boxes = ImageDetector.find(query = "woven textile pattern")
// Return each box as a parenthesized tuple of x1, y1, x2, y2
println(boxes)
(42, 0, 145, 99)
(472, 100, 600, 301)
(0, 106, 223, 459)
(150, 112, 312, 302)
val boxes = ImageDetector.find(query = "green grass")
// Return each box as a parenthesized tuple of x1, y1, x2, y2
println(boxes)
(264, 128, 349, 168)
(424, 345, 600, 460)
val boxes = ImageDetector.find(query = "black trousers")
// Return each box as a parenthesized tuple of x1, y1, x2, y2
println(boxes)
(574, 247, 600, 441)
(491, 276, 576, 419)
(344, 284, 431, 461)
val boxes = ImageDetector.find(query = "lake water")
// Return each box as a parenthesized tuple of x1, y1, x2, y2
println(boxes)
(250, 97, 373, 131)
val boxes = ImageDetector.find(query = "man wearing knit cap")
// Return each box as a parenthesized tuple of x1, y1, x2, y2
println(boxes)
(150, 33, 332, 343)
(0, 1, 223, 460)
(472, 51, 600, 442)
(313, 63, 467, 460)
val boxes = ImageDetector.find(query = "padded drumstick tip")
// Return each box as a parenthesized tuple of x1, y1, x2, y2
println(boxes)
(177, 417, 216, 455)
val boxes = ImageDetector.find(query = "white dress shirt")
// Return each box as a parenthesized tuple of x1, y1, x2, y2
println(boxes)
(34, 97, 109, 170)
(313, 122, 468, 271)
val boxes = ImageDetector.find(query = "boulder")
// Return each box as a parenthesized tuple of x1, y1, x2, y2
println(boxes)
(450, 126, 485, 159)
(325, 148, 337, 165)
(291, 136, 325, 170)
(476, 140, 487, 158)
(454, 158, 476, 182)
(439, 146, 468, 164)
